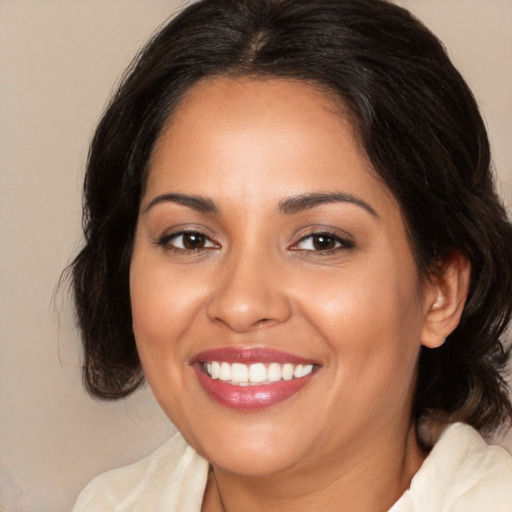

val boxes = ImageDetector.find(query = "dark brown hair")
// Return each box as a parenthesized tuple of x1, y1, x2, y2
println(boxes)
(70, 0, 512, 437)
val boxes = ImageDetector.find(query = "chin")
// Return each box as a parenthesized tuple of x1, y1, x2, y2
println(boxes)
(172, 405, 317, 477)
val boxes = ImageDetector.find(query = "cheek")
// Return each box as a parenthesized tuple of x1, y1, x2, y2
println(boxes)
(298, 253, 424, 377)
(131, 256, 203, 339)
(129, 254, 199, 386)
(129, 260, 206, 429)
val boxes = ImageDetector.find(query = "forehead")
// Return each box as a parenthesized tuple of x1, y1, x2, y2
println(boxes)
(151, 76, 361, 168)
(167, 76, 348, 131)
(153, 77, 348, 168)
(145, 76, 394, 211)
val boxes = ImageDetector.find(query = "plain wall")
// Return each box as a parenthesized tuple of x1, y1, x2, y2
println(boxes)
(0, 1, 511, 511)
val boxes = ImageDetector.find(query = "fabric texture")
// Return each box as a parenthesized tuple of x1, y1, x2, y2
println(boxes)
(72, 423, 512, 511)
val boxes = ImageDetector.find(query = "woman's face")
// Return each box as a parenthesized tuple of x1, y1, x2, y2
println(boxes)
(130, 77, 434, 477)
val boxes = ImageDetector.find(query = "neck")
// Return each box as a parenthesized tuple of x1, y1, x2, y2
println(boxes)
(202, 421, 426, 512)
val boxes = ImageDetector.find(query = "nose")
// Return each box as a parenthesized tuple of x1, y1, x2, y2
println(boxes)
(206, 250, 292, 333)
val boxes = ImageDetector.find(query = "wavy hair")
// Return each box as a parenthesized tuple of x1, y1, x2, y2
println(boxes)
(69, 0, 512, 439)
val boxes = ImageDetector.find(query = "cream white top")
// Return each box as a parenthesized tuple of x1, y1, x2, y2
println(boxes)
(73, 423, 512, 511)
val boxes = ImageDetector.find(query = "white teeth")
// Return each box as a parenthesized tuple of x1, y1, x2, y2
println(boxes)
(203, 361, 314, 386)
(282, 363, 294, 381)
(249, 363, 267, 383)
(294, 364, 312, 378)
(219, 362, 231, 381)
(293, 364, 304, 378)
(211, 361, 220, 379)
(231, 363, 248, 383)
(267, 362, 282, 382)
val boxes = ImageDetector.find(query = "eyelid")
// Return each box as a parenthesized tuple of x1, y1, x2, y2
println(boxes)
(155, 227, 220, 251)
(289, 228, 355, 252)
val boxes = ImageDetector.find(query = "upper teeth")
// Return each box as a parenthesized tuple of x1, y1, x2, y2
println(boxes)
(204, 362, 314, 385)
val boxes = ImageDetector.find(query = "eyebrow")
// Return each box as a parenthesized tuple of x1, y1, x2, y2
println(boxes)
(279, 192, 378, 217)
(144, 191, 377, 217)
(144, 193, 219, 214)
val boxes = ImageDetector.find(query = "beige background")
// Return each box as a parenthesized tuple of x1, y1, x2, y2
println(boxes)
(0, 1, 511, 511)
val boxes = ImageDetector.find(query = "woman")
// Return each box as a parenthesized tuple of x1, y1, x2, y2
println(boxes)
(70, 0, 512, 510)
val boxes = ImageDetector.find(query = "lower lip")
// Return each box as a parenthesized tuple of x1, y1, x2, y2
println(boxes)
(194, 366, 315, 411)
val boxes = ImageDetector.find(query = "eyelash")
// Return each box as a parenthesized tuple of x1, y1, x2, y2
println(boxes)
(156, 229, 354, 254)
(291, 231, 354, 254)
(156, 230, 219, 253)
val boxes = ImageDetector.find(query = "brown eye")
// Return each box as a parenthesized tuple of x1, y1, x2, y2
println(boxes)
(158, 230, 217, 251)
(293, 232, 354, 253)
(311, 234, 337, 251)
(182, 232, 206, 249)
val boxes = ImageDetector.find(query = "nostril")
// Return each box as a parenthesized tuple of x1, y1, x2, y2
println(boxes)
(211, 315, 274, 332)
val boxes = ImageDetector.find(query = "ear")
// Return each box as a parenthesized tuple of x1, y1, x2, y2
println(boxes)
(421, 251, 471, 349)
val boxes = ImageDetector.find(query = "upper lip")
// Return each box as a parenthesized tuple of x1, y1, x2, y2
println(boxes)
(192, 346, 318, 365)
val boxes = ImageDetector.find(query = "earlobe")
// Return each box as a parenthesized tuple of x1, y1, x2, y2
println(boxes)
(421, 251, 471, 349)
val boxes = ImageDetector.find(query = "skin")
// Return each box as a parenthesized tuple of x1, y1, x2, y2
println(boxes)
(130, 77, 470, 512)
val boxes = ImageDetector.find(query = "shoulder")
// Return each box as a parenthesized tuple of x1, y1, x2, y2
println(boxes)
(392, 423, 512, 512)
(72, 431, 209, 512)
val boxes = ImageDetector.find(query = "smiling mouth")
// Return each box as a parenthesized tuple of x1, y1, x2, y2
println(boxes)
(201, 361, 315, 386)
(193, 347, 319, 410)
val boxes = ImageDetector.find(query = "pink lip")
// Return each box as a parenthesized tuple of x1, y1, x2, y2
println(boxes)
(192, 347, 318, 411)
(193, 346, 315, 365)
(194, 366, 315, 411)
